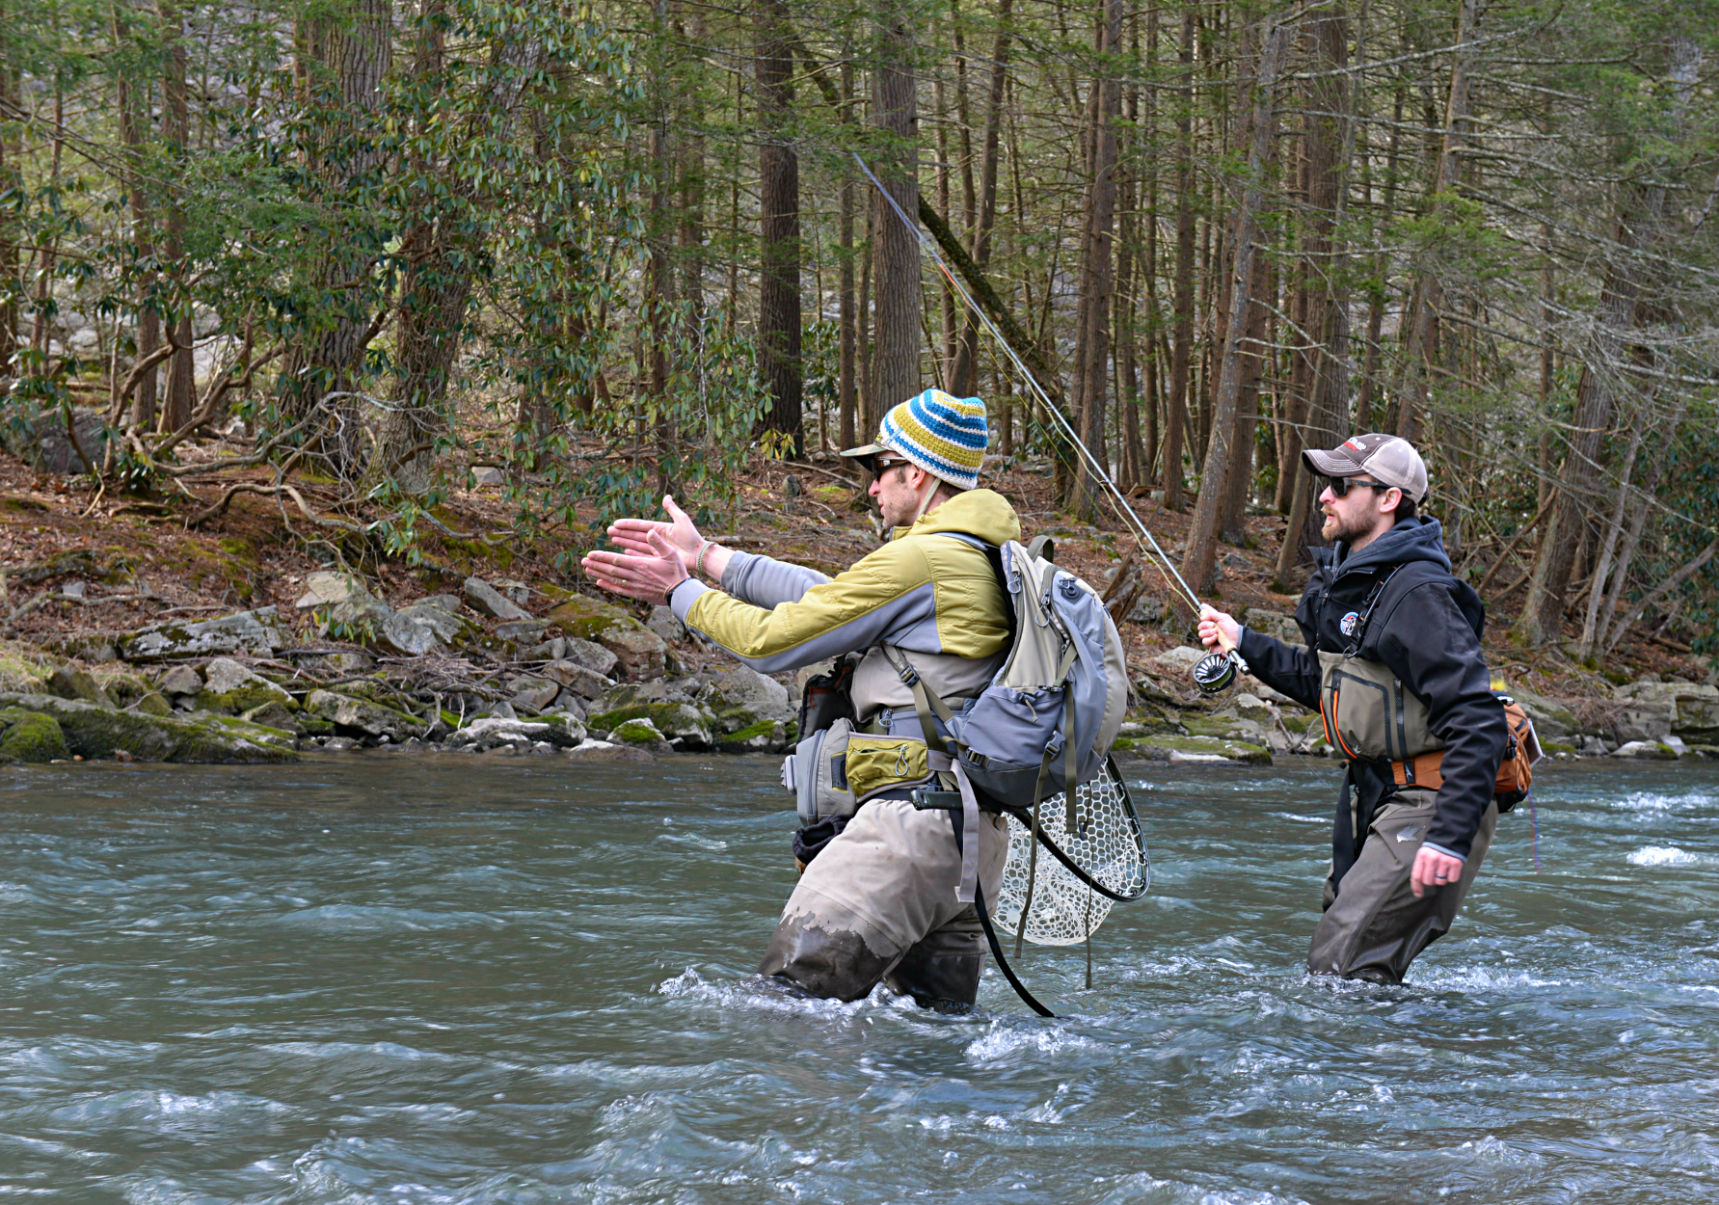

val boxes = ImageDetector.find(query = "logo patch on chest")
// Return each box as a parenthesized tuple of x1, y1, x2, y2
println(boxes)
(1340, 611, 1362, 637)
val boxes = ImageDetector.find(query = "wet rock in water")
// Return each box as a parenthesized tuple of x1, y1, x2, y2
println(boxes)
(465, 577, 532, 623)
(1609, 698, 1673, 745)
(589, 689, 714, 749)
(0, 691, 295, 762)
(116, 608, 287, 662)
(302, 690, 422, 743)
(1611, 739, 1680, 759)
(446, 716, 548, 752)
(716, 720, 786, 753)
(565, 738, 652, 764)
(540, 659, 611, 702)
(1615, 679, 1719, 744)
(1113, 732, 1271, 765)
(47, 666, 107, 705)
(647, 605, 687, 644)
(0, 708, 69, 763)
(155, 664, 204, 698)
(199, 657, 294, 714)
(606, 717, 673, 753)
(295, 572, 392, 630)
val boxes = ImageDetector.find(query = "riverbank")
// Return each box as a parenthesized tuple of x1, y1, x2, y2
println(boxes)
(3, 568, 1716, 767)
(4, 443, 1716, 767)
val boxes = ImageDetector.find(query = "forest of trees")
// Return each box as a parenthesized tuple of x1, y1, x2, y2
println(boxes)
(1, 0, 1717, 656)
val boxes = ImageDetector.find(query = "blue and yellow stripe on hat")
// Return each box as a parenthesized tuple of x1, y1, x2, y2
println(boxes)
(879, 389, 988, 491)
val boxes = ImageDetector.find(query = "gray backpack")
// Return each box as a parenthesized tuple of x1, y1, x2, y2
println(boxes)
(887, 536, 1130, 814)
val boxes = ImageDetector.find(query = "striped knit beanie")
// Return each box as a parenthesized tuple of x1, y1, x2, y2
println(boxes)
(879, 389, 989, 491)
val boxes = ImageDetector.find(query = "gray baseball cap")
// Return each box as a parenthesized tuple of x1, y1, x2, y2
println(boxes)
(1302, 433, 1428, 503)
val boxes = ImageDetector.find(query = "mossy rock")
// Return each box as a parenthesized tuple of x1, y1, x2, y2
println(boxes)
(0, 708, 69, 763)
(546, 595, 634, 640)
(1121, 733, 1271, 765)
(588, 700, 713, 748)
(611, 717, 670, 749)
(0, 692, 295, 763)
(1279, 712, 1316, 735)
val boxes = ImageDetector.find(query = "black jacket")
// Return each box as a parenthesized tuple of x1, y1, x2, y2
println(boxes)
(1238, 517, 1507, 870)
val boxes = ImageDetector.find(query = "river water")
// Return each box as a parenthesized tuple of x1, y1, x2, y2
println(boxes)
(0, 753, 1715, 1203)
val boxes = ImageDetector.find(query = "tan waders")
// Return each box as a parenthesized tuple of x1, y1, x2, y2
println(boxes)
(758, 797, 1010, 1012)
(1308, 786, 1499, 983)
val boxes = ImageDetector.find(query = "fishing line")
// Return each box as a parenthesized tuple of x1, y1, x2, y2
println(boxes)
(853, 152, 1243, 693)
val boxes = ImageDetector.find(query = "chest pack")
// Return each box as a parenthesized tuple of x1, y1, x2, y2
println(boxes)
(1318, 562, 1539, 810)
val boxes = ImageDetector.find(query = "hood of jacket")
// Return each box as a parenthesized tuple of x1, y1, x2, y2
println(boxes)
(1333, 515, 1450, 581)
(890, 487, 1022, 547)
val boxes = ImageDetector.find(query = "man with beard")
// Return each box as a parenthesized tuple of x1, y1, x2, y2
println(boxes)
(582, 390, 1018, 1011)
(1198, 434, 1508, 982)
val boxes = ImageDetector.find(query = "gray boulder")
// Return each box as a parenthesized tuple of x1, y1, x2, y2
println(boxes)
(508, 677, 561, 713)
(295, 572, 392, 629)
(0, 407, 111, 475)
(200, 657, 294, 714)
(465, 577, 532, 622)
(647, 605, 688, 644)
(703, 664, 794, 726)
(116, 608, 287, 662)
(303, 690, 422, 742)
(380, 602, 474, 657)
(1617, 679, 1719, 744)
(541, 660, 612, 701)
(561, 638, 619, 678)
(0, 691, 295, 762)
(156, 665, 204, 697)
(598, 626, 668, 681)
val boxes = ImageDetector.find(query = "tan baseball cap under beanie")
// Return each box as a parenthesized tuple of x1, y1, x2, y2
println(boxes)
(1302, 433, 1428, 503)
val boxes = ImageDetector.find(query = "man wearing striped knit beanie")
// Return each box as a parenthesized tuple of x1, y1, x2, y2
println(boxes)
(584, 389, 1023, 1012)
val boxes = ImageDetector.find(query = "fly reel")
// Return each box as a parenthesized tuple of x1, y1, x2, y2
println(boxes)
(1192, 649, 1242, 695)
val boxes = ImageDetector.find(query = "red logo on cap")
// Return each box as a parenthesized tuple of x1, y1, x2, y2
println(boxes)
(1344, 438, 1364, 452)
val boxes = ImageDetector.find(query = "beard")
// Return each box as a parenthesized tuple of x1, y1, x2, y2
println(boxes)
(1321, 508, 1374, 545)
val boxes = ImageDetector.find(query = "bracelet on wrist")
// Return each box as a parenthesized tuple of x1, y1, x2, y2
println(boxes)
(694, 539, 715, 580)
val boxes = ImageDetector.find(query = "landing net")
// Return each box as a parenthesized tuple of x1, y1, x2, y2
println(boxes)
(991, 758, 1149, 946)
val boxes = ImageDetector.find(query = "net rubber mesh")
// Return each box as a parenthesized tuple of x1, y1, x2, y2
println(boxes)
(990, 759, 1149, 946)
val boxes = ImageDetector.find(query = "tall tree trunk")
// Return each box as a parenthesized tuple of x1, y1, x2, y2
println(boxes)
(0, 0, 15, 378)
(1273, 0, 1356, 587)
(111, 1, 159, 429)
(279, 0, 392, 461)
(1162, 5, 1197, 512)
(1393, 0, 1477, 446)
(1516, 33, 1701, 646)
(757, 0, 802, 453)
(156, 0, 193, 435)
(839, 57, 858, 449)
(1181, 19, 1288, 594)
(869, 0, 920, 421)
(949, 0, 1010, 397)
(1069, 0, 1123, 517)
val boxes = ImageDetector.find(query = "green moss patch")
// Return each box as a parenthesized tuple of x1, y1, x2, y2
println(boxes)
(0, 709, 69, 763)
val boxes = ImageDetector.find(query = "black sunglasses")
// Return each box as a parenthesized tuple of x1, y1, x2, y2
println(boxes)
(1325, 475, 1393, 498)
(872, 456, 911, 481)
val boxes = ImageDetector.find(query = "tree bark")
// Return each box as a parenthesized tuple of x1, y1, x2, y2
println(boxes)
(1163, 6, 1197, 512)
(948, 0, 1010, 397)
(757, 0, 803, 453)
(869, 0, 921, 423)
(1516, 33, 1702, 646)
(1181, 19, 1288, 595)
(1069, 0, 1124, 517)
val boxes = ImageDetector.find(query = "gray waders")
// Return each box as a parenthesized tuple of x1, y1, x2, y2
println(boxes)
(1308, 786, 1499, 983)
(758, 795, 1010, 1012)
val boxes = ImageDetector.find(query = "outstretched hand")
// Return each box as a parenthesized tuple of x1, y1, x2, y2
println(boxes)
(582, 526, 690, 606)
(608, 494, 703, 572)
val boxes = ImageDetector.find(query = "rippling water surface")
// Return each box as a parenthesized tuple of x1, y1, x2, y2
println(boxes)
(1, 754, 1716, 1202)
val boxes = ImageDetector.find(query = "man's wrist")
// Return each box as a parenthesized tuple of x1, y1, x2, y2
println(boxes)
(694, 539, 716, 580)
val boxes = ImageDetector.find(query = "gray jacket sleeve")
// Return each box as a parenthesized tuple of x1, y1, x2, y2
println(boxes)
(719, 551, 831, 609)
